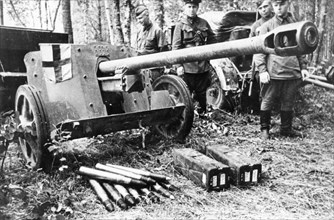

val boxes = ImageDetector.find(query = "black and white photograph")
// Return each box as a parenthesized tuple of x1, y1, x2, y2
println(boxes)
(0, 0, 333, 219)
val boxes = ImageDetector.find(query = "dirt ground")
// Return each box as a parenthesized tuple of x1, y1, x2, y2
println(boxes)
(0, 85, 333, 220)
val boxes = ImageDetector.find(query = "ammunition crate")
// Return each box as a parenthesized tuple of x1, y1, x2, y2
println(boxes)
(173, 148, 230, 191)
(205, 145, 261, 186)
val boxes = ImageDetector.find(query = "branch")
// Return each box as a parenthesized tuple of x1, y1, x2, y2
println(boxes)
(52, 0, 62, 31)
(8, 0, 26, 27)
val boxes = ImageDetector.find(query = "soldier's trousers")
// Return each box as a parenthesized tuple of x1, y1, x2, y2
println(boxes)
(260, 79, 302, 111)
(183, 71, 211, 112)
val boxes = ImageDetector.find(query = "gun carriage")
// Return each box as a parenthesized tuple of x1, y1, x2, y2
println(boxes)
(1, 21, 318, 169)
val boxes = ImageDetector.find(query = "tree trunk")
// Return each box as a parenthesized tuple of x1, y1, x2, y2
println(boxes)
(96, 0, 103, 41)
(111, 0, 125, 45)
(331, 33, 334, 54)
(152, 0, 164, 29)
(0, 0, 4, 25)
(104, 0, 114, 43)
(84, 0, 89, 42)
(312, 0, 328, 65)
(289, 0, 300, 21)
(38, 0, 42, 28)
(52, 0, 62, 31)
(62, 0, 73, 43)
(44, 0, 49, 29)
(123, 0, 132, 46)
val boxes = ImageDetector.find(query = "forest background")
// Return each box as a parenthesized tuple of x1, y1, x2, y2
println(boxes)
(0, 0, 333, 66)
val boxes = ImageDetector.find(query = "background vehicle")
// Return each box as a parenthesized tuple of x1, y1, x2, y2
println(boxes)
(202, 11, 260, 113)
(0, 25, 69, 112)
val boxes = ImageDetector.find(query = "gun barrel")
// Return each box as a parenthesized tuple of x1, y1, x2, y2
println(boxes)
(99, 21, 318, 74)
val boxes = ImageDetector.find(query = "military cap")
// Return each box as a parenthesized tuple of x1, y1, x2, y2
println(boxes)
(135, 5, 148, 17)
(272, 0, 288, 3)
(255, 0, 271, 8)
(183, 0, 202, 4)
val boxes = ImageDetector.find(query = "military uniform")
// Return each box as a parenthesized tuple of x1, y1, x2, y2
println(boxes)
(254, 1, 308, 138)
(250, 0, 274, 37)
(136, 22, 165, 55)
(135, 5, 166, 82)
(172, 2, 216, 113)
(249, 13, 274, 37)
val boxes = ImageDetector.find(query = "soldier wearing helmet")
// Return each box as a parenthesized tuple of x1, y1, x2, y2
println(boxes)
(172, 0, 216, 118)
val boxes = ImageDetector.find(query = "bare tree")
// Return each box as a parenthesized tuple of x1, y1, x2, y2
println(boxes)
(44, 0, 49, 29)
(96, 0, 103, 41)
(1, 0, 4, 25)
(111, 0, 125, 45)
(123, 0, 132, 46)
(104, 0, 114, 43)
(152, 0, 164, 29)
(8, 0, 25, 26)
(62, 0, 73, 42)
(312, 0, 328, 65)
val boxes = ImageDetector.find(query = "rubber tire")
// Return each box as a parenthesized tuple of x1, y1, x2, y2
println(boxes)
(152, 75, 194, 141)
(206, 69, 226, 110)
(15, 85, 49, 170)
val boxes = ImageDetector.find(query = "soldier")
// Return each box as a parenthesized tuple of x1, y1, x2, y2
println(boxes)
(135, 5, 165, 55)
(135, 5, 166, 82)
(249, 0, 274, 37)
(254, 0, 309, 140)
(172, 0, 216, 117)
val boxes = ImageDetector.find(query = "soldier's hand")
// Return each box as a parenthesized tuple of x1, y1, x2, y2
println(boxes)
(259, 71, 270, 84)
(176, 66, 184, 76)
(301, 69, 310, 81)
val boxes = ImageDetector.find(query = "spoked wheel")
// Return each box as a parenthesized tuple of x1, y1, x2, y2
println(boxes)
(152, 75, 194, 141)
(15, 85, 48, 169)
(206, 70, 225, 110)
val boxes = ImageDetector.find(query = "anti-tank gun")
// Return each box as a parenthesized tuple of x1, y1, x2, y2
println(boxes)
(16, 21, 318, 169)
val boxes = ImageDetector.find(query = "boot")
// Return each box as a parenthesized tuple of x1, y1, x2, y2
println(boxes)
(260, 110, 271, 140)
(197, 93, 207, 119)
(280, 111, 303, 138)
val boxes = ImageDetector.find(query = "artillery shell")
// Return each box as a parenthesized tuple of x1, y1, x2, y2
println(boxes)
(106, 164, 171, 182)
(139, 188, 160, 203)
(159, 182, 180, 192)
(113, 184, 136, 206)
(89, 179, 114, 212)
(152, 183, 175, 200)
(78, 166, 147, 187)
(127, 187, 141, 204)
(96, 163, 156, 185)
(102, 182, 128, 210)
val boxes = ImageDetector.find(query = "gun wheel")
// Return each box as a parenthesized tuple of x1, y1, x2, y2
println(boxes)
(152, 75, 194, 141)
(206, 73, 225, 110)
(15, 85, 48, 170)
